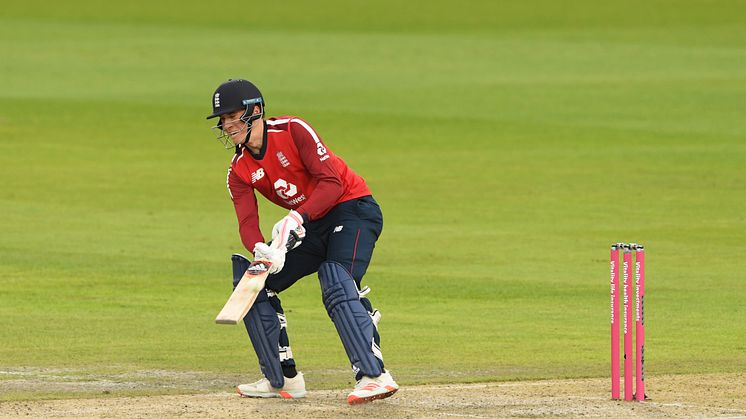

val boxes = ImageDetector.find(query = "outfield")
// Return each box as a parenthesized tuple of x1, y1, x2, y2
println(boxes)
(1, 0, 745, 410)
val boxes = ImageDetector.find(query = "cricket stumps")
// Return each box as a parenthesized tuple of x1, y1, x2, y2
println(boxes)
(609, 242, 647, 402)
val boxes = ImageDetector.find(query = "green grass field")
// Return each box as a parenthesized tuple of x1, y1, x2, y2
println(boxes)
(1, 0, 745, 401)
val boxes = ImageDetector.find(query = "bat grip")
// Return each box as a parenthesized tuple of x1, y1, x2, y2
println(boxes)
(285, 230, 299, 250)
(265, 229, 301, 252)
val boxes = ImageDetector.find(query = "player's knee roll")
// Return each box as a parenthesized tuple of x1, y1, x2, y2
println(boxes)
(320, 263, 363, 312)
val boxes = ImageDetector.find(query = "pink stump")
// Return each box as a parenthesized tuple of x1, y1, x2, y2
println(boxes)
(635, 246, 646, 401)
(610, 244, 621, 399)
(623, 246, 634, 401)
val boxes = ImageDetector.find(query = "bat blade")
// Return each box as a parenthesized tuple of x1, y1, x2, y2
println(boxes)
(215, 259, 272, 325)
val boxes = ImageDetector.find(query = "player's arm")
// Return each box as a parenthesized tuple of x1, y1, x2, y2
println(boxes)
(227, 167, 265, 253)
(288, 117, 344, 222)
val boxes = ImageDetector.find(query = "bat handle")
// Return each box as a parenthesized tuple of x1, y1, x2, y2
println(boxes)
(266, 230, 301, 251)
(285, 230, 300, 250)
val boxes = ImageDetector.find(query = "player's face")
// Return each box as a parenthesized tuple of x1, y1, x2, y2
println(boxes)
(220, 110, 250, 145)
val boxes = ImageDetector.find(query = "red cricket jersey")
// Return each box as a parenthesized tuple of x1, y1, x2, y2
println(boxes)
(227, 116, 371, 252)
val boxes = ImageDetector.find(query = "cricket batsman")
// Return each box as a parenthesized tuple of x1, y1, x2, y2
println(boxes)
(207, 79, 399, 404)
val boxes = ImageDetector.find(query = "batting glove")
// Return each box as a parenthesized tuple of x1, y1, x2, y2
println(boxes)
(253, 242, 286, 274)
(271, 210, 305, 251)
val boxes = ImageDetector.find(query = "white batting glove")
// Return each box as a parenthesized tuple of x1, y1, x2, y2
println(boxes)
(253, 242, 286, 274)
(271, 210, 305, 251)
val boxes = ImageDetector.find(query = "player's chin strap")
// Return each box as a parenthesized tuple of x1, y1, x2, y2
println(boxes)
(319, 262, 384, 378)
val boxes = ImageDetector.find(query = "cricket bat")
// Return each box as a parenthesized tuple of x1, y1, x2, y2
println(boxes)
(215, 233, 298, 325)
(215, 259, 273, 324)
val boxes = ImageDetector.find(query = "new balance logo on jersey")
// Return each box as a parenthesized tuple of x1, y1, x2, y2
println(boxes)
(250, 168, 265, 183)
(333, 225, 344, 233)
(274, 179, 298, 200)
(276, 152, 290, 167)
(214, 93, 220, 108)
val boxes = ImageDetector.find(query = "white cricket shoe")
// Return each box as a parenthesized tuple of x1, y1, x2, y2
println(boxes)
(236, 372, 307, 399)
(347, 370, 399, 405)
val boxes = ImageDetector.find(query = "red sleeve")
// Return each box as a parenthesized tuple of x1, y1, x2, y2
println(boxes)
(289, 118, 344, 221)
(227, 167, 265, 252)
